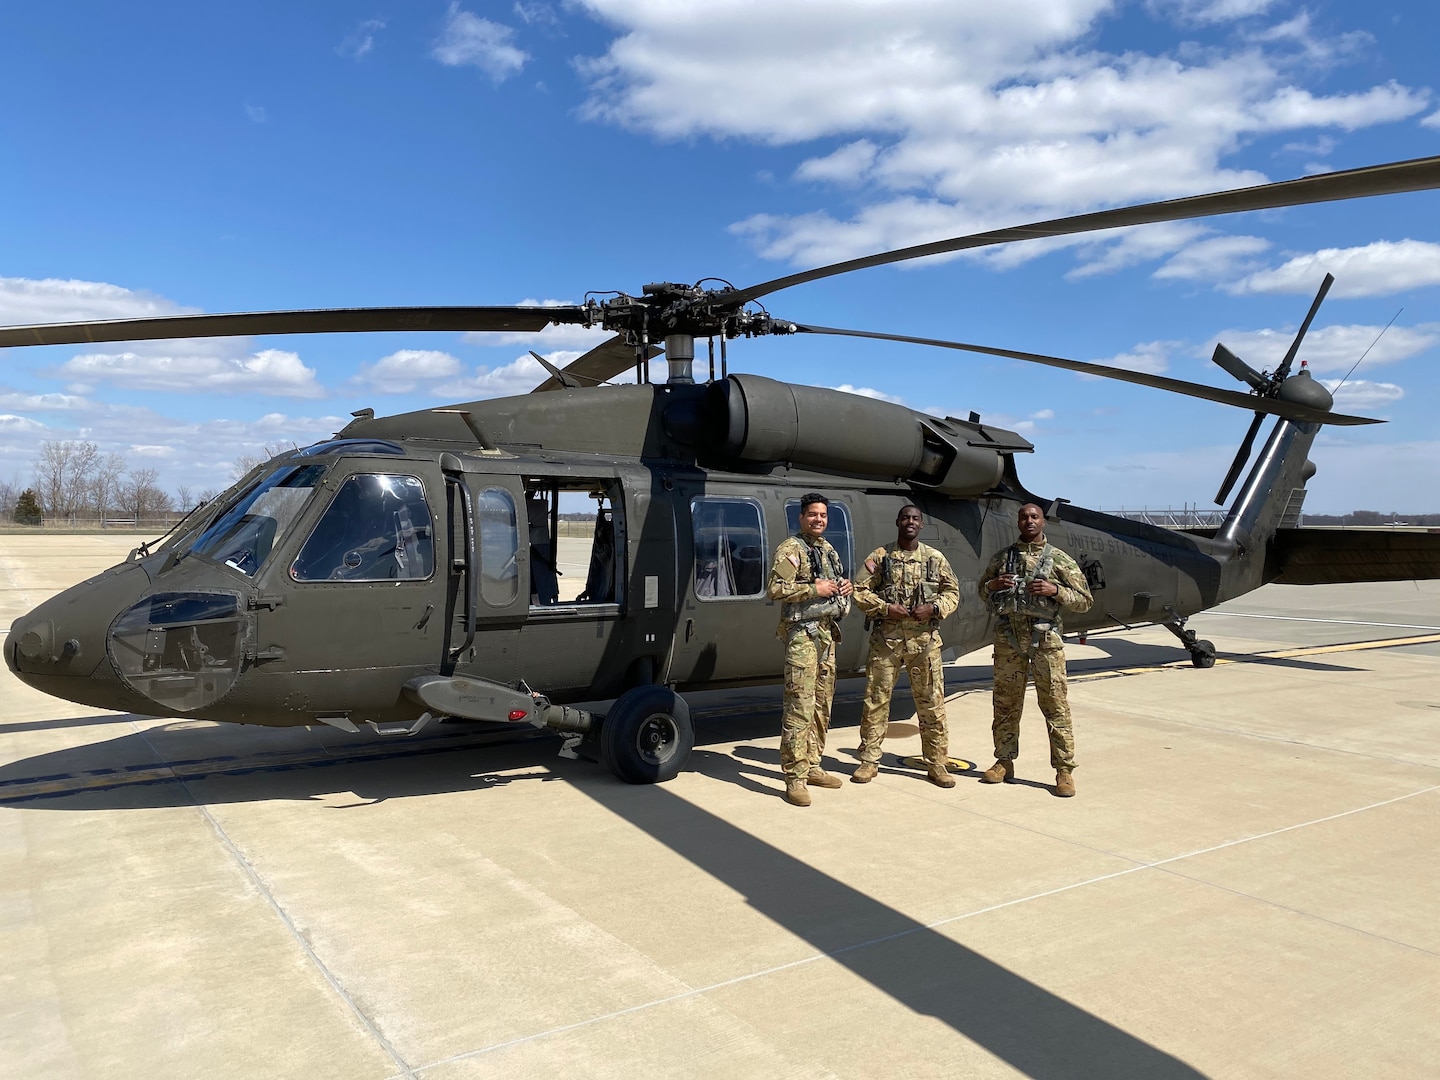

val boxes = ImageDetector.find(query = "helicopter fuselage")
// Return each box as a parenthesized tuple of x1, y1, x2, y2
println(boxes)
(5, 380, 1263, 737)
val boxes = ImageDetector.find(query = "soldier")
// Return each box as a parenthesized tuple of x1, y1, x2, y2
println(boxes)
(979, 502, 1093, 797)
(851, 504, 961, 788)
(767, 492, 853, 807)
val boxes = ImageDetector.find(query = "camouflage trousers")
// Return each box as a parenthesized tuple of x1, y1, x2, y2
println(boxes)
(780, 623, 838, 781)
(857, 634, 948, 766)
(991, 635, 1076, 770)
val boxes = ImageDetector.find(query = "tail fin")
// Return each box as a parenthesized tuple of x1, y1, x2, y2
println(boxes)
(1216, 410, 1320, 555)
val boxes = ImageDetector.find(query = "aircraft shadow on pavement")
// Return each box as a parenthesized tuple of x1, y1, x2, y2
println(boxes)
(568, 752, 1210, 1080)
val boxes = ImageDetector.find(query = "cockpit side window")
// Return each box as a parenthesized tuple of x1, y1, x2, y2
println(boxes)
(189, 463, 327, 577)
(291, 474, 435, 582)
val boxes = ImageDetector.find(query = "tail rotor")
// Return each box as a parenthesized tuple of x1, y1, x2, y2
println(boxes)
(1212, 273, 1335, 505)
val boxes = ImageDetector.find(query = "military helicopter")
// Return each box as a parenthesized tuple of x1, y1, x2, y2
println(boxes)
(5, 155, 1440, 785)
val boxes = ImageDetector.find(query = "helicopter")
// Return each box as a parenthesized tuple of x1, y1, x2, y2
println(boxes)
(4, 155, 1440, 785)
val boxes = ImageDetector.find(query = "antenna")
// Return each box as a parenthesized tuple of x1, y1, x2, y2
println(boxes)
(1334, 308, 1402, 394)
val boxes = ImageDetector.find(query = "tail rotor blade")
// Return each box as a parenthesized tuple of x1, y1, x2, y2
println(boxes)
(1274, 273, 1335, 382)
(1214, 411, 1267, 505)
(1211, 343, 1267, 390)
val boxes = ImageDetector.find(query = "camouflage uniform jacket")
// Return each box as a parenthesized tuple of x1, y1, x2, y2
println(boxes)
(853, 542, 960, 655)
(767, 533, 851, 639)
(980, 539, 1093, 651)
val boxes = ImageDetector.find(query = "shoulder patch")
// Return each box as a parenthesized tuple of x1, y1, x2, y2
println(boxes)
(787, 553, 801, 568)
(864, 557, 877, 574)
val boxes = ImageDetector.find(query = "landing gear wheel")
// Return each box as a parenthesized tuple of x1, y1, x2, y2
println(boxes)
(1191, 640, 1216, 668)
(599, 685, 694, 784)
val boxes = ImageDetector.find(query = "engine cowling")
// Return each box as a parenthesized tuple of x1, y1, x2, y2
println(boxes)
(703, 374, 1029, 496)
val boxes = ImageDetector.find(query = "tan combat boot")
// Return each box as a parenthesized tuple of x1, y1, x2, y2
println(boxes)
(851, 762, 878, 784)
(980, 758, 1015, 784)
(927, 763, 956, 789)
(785, 781, 812, 806)
(1054, 769, 1076, 797)
(807, 768, 843, 789)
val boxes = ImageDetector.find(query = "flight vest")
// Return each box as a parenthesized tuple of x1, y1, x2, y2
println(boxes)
(781, 539, 851, 632)
(878, 549, 945, 628)
(988, 543, 1060, 620)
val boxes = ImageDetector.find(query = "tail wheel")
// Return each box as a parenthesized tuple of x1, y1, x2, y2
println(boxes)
(599, 685, 694, 784)
(1191, 640, 1217, 668)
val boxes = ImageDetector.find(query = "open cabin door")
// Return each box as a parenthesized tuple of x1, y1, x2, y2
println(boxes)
(667, 484, 785, 687)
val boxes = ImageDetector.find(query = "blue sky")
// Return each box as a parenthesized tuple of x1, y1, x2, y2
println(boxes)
(1, 0, 1437, 512)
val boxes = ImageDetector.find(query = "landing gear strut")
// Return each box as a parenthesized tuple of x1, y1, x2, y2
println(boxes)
(1164, 619, 1217, 668)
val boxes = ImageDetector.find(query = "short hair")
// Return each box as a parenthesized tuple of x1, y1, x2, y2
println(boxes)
(799, 492, 829, 511)
(1018, 502, 1046, 518)
(896, 503, 922, 522)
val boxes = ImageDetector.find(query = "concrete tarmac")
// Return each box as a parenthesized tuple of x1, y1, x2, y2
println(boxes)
(1, 534, 1437, 1079)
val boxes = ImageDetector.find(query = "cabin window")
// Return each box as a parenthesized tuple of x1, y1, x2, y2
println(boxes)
(477, 487, 520, 606)
(693, 497, 766, 599)
(523, 479, 622, 608)
(189, 463, 327, 577)
(291, 474, 435, 582)
(785, 498, 854, 578)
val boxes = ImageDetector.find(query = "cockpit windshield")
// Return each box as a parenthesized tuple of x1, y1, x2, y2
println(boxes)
(187, 464, 327, 576)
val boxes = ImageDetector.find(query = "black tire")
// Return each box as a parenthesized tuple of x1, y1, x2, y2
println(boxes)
(599, 685, 694, 784)
(1191, 639, 1217, 668)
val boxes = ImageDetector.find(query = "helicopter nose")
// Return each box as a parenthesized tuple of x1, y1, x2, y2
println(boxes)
(6, 561, 152, 688)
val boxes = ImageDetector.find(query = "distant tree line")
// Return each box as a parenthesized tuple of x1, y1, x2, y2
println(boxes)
(3, 439, 303, 527)
(1301, 511, 1440, 526)
(4, 440, 216, 527)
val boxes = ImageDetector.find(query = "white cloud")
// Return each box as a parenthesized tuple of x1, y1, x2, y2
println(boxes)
(337, 19, 386, 60)
(1092, 341, 1176, 375)
(0, 414, 47, 433)
(355, 349, 464, 394)
(245, 104, 267, 124)
(0, 391, 91, 412)
(1424, 110, 1440, 130)
(0, 276, 191, 325)
(434, 5, 527, 82)
(1321, 378, 1403, 411)
(831, 383, 903, 403)
(795, 141, 880, 186)
(1202, 322, 1440, 375)
(1153, 234, 1272, 282)
(1149, 0, 1280, 26)
(58, 348, 325, 398)
(1227, 240, 1440, 297)
(575, 4, 1429, 273)
(436, 350, 641, 399)
(1069, 222, 1215, 279)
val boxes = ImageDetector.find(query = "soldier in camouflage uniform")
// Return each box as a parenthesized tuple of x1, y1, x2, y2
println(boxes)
(979, 503, 1093, 797)
(851, 505, 961, 788)
(767, 492, 853, 807)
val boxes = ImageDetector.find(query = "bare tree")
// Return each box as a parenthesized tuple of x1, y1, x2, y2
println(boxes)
(230, 441, 300, 481)
(121, 468, 173, 524)
(34, 440, 102, 521)
(175, 484, 195, 513)
(88, 452, 127, 523)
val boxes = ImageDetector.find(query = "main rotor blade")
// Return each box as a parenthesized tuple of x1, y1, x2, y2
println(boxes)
(795, 323, 1382, 426)
(731, 155, 1440, 305)
(1214, 411, 1267, 505)
(529, 334, 663, 393)
(0, 305, 589, 349)
(1274, 272, 1334, 382)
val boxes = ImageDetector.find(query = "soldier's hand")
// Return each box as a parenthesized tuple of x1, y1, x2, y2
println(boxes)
(815, 578, 839, 597)
(1028, 579, 1059, 597)
(989, 574, 1016, 592)
(838, 577, 853, 597)
(885, 602, 910, 620)
(912, 602, 938, 622)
